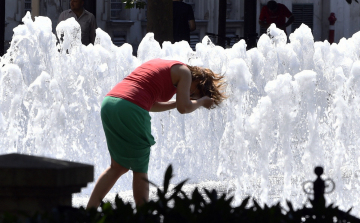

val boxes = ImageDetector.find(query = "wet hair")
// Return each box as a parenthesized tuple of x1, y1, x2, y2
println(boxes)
(267, 1, 278, 11)
(186, 65, 227, 109)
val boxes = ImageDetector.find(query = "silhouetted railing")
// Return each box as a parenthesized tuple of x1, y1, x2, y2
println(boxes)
(296, 166, 360, 223)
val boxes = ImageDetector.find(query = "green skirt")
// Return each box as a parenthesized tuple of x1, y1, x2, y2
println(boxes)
(101, 96, 155, 173)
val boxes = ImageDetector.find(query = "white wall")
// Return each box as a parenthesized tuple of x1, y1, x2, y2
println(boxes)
(327, 0, 360, 42)
(349, 1, 360, 39)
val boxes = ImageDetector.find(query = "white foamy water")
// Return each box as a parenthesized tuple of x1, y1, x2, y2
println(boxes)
(1, 13, 360, 215)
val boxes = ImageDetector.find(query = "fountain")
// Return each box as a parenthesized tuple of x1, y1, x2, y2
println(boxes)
(1, 12, 360, 216)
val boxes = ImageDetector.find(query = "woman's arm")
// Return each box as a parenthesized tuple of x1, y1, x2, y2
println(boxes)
(150, 101, 177, 112)
(171, 65, 213, 114)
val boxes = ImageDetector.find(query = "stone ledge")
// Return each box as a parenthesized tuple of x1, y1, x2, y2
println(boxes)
(0, 153, 94, 214)
(0, 153, 93, 187)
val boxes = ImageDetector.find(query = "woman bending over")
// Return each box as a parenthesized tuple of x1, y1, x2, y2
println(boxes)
(87, 58, 226, 209)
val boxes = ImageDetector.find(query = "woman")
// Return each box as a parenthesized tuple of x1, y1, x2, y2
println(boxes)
(86, 58, 226, 209)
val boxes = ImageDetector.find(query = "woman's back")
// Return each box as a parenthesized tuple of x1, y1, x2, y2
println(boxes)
(107, 59, 185, 111)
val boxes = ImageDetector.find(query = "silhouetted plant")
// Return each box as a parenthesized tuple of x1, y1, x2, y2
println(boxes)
(1, 165, 360, 223)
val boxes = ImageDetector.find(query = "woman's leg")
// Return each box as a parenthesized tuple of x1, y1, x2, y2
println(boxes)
(132, 171, 149, 206)
(86, 157, 129, 209)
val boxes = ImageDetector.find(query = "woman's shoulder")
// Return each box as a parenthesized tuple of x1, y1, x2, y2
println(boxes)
(170, 63, 189, 73)
(170, 63, 191, 84)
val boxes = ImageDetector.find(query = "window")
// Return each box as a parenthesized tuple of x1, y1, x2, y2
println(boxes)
(113, 31, 126, 46)
(111, 0, 123, 20)
(226, 32, 238, 47)
(25, 0, 32, 13)
(291, 4, 313, 33)
(189, 34, 199, 50)
(227, 0, 232, 19)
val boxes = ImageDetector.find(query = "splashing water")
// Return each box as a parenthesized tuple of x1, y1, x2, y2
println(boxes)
(1, 13, 360, 215)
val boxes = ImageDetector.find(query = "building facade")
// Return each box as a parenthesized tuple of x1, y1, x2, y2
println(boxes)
(3, 0, 360, 53)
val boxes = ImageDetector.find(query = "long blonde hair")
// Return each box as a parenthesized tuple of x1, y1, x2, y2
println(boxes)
(187, 65, 227, 108)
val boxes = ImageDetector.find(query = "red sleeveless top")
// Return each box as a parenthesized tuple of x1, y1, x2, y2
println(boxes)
(106, 58, 185, 111)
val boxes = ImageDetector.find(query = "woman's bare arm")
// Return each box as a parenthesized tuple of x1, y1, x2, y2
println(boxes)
(150, 101, 177, 112)
(171, 65, 213, 114)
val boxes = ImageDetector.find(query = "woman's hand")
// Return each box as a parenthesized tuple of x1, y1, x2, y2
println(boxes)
(198, 96, 214, 109)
